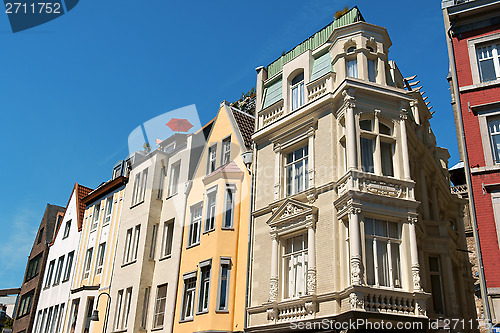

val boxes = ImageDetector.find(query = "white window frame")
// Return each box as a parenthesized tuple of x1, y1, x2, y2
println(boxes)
(467, 34, 500, 86)
(168, 162, 181, 197)
(181, 273, 197, 321)
(104, 197, 113, 225)
(123, 225, 140, 264)
(158, 165, 166, 199)
(216, 258, 231, 312)
(223, 185, 236, 229)
(91, 203, 100, 230)
(282, 234, 308, 299)
(63, 220, 71, 239)
(207, 144, 217, 174)
(62, 251, 74, 282)
(204, 187, 217, 232)
(149, 223, 158, 260)
(132, 169, 148, 206)
(476, 43, 500, 82)
(367, 58, 377, 82)
(44, 260, 55, 288)
(53, 255, 64, 286)
(83, 248, 93, 280)
(285, 145, 309, 196)
(359, 117, 395, 177)
(291, 73, 305, 111)
(161, 220, 174, 258)
(221, 136, 231, 165)
(153, 284, 167, 328)
(197, 260, 211, 314)
(95, 242, 106, 275)
(188, 204, 202, 247)
(140, 287, 150, 329)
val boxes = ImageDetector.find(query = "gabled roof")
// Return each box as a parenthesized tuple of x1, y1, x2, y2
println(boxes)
(51, 183, 93, 245)
(229, 106, 255, 150)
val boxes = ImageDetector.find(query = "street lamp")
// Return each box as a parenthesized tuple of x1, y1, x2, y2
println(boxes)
(90, 292, 111, 332)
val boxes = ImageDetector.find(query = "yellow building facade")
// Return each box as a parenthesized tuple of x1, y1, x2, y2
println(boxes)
(69, 166, 128, 333)
(173, 101, 254, 332)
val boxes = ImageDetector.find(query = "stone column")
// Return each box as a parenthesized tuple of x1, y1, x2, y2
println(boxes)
(443, 256, 459, 315)
(349, 207, 363, 285)
(307, 219, 316, 295)
(408, 216, 422, 291)
(357, 51, 366, 80)
(400, 112, 411, 180)
(274, 144, 281, 200)
(270, 233, 279, 302)
(377, 57, 386, 85)
(419, 167, 430, 220)
(374, 110, 382, 175)
(345, 101, 357, 171)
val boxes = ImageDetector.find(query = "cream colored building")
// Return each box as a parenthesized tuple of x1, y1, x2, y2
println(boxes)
(106, 126, 212, 333)
(246, 8, 476, 332)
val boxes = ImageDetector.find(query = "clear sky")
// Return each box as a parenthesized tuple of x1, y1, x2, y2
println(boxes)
(0, 0, 456, 288)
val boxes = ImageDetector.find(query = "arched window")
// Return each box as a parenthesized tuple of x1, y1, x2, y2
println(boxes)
(347, 46, 356, 53)
(291, 72, 304, 110)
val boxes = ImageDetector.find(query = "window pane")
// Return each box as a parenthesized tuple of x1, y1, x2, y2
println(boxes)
(368, 59, 376, 82)
(359, 120, 372, 131)
(360, 138, 374, 173)
(377, 241, 389, 286)
(379, 123, 391, 135)
(381, 142, 394, 176)
(391, 243, 401, 287)
(430, 274, 444, 314)
(347, 59, 358, 78)
(365, 238, 375, 285)
(479, 58, 496, 82)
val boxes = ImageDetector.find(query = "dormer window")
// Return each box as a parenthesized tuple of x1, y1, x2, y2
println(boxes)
(291, 73, 304, 111)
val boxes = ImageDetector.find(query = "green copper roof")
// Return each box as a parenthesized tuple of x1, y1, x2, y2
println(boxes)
(266, 7, 364, 78)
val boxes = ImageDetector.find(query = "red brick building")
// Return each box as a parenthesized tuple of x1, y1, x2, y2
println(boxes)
(443, 0, 500, 326)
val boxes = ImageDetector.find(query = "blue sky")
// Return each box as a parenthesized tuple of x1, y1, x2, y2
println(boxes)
(0, 0, 456, 288)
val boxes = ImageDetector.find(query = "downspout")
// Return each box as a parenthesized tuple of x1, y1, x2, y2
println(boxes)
(244, 144, 256, 331)
(446, 16, 492, 328)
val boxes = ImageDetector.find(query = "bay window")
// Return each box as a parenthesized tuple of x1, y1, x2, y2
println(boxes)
(283, 234, 308, 299)
(364, 218, 401, 288)
(359, 118, 394, 177)
(285, 146, 309, 196)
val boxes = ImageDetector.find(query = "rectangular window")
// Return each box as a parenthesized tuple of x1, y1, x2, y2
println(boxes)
(44, 307, 53, 333)
(347, 59, 358, 78)
(83, 248, 93, 279)
(53, 255, 64, 285)
(198, 262, 211, 313)
(291, 73, 305, 111)
(489, 117, 500, 163)
(188, 205, 202, 247)
(153, 284, 167, 328)
(158, 166, 166, 199)
(63, 251, 74, 282)
(368, 59, 377, 82)
(360, 137, 374, 173)
(132, 169, 148, 206)
(123, 225, 140, 264)
(364, 218, 401, 287)
(207, 145, 217, 174)
(95, 242, 106, 275)
(205, 189, 217, 232)
(161, 221, 174, 258)
(63, 220, 71, 238)
(122, 288, 132, 329)
(49, 305, 58, 333)
(181, 275, 196, 320)
(104, 198, 113, 224)
(221, 137, 231, 165)
(168, 162, 180, 197)
(150, 223, 158, 260)
(40, 309, 47, 333)
(114, 290, 123, 330)
(83, 297, 94, 333)
(429, 256, 445, 315)
(17, 290, 34, 317)
(25, 254, 42, 282)
(286, 146, 309, 196)
(37, 227, 44, 244)
(217, 259, 231, 311)
(476, 44, 500, 82)
(380, 141, 394, 177)
(55, 304, 64, 333)
(140, 287, 150, 329)
(45, 260, 55, 288)
(223, 185, 235, 229)
(68, 299, 79, 333)
(91, 203, 100, 230)
(283, 235, 308, 299)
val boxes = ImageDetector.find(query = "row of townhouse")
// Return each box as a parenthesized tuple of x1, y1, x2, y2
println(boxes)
(12, 6, 480, 333)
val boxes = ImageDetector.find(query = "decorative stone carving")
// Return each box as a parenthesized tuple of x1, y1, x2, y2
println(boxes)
(363, 179, 403, 198)
(279, 203, 305, 220)
(408, 216, 418, 224)
(415, 299, 426, 316)
(267, 307, 278, 321)
(269, 277, 278, 301)
(349, 292, 364, 310)
(304, 301, 315, 314)
(307, 192, 316, 204)
(350, 259, 362, 285)
(412, 266, 422, 291)
(348, 206, 362, 216)
(307, 269, 316, 295)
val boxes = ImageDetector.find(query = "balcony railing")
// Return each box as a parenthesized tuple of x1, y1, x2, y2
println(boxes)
(337, 169, 415, 201)
(258, 73, 334, 129)
(451, 184, 468, 195)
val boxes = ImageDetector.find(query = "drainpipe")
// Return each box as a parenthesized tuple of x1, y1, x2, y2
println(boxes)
(446, 16, 492, 330)
(244, 144, 256, 331)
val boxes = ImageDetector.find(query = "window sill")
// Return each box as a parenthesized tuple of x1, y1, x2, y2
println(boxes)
(62, 278, 69, 283)
(196, 310, 209, 315)
(221, 227, 234, 231)
(186, 242, 200, 250)
(130, 201, 145, 209)
(165, 193, 178, 200)
(151, 326, 163, 331)
(121, 260, 137, 268)
(215, 309, 229, 313)
(179, 317, 194, 323)
(158, 255, 172, 262)
(203, 228, 215, 235)
(113, 329, 127, 333)
(460, 79, 500, 92)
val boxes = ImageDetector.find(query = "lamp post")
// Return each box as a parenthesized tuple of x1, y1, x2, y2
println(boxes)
(90, 292, 111, 333)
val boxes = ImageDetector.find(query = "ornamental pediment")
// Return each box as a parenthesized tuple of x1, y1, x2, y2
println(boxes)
(267, 198, 317, 228)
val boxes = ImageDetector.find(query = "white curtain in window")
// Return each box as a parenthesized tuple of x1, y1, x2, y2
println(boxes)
(347, 59, 358, 78)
